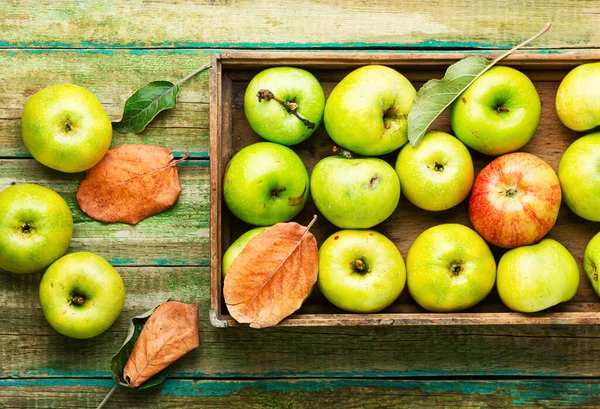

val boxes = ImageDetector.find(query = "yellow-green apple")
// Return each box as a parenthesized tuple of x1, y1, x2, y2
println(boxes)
(395, 131, 473, 211)
(555, 62, 600, 131)
(39, 252, 126, 339)
(21, 84, 112, 173)
(451, 66, 541, 155)
(558, 132, 600, 221)
(318, 230, 405, 313)
(222, 227, 267, 276)
(469, 152, 561, 248)
(244, 67, 325, 145)
(223, 142, 309, 226)
(407, 224, 496, 312)
(0, 184, 73, 274)
(324, 65, 417, 156)
(584, 232, 600, 299)
(497, 239, 579, 313)
(310, 154, 400, 228)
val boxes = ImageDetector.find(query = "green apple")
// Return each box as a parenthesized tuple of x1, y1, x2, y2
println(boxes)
(21, 84, 113, 173)
(407, 224, 496, 312)
(244, 67, 325, 145)
(39, 252, 126, 339)
(451, 66, 541, 155)
(584, 232, 600, 299)
(310, 155, 400, 228)
(556, 62, 600, 131)
(222, 227, 267, 275)
(318, 230, 406, 313)
(324, 65, 417, 156)
(558, 132, 600, 221)
(497, 239, 579, 313)
(223, 142, 309, 226)
(395, 131, 473, 211)
(0, 184, 73, 274)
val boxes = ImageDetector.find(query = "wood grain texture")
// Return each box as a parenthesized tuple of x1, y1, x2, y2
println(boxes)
(0, 50, 211, 158)
(0, 159, 209, 267)
(2, 378, 600, 408)
(0, 0, 599, 49)
(3, 265, 600, 378)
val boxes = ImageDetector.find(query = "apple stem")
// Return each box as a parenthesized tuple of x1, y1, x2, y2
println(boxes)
(271, 186, 286, 199)
(332, 145, 358, 159)
(72, 295, 85, 305)
(497, 107, 510, 113)
(354, 259, 367, 273)
(257, 89, 315, 130)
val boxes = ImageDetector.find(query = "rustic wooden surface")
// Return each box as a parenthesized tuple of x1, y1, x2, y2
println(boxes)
(1, 1, 600, 407)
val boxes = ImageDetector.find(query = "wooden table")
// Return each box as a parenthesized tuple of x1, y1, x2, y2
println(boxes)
(1, 2, 600, 407)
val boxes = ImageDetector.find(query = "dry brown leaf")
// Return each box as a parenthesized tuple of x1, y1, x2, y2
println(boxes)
(224, 215, 319, 328)
(76, 144, 186, 224)
(123, 301, 199, 388)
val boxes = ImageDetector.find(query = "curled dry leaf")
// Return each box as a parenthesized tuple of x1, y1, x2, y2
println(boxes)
(77, 144, 186, 224)
(123, 301, 199, 389)
(224, 215, 319, 329)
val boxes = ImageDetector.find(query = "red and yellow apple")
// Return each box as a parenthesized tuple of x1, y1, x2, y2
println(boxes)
(469, 152, 561, 249)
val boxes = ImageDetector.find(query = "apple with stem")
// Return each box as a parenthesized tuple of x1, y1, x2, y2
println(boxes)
(451, 66, 541, 156)
(318, 230, 406, 313)
(407, 224, 496, 312)
(223, 142, 309, 226)
(0, 184, 73, 274)
(39, 252, 126, 339)
(21, 84, 113, 173)
(310, 147, 400, 228)
(244, 67, 325, 145)
(469, 152, 561, 248)
(324, 65, 417, 156)
(395, 131, 474, 211)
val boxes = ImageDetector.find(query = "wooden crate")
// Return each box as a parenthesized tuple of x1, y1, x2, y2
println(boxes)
(209, 51, 600, 327)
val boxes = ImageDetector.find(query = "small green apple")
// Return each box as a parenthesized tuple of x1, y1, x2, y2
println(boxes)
(222, 227, 267, 276)
(318, 230, 406, 313)
(0, 184, 73, 274)
(558, 132, 600, 221)
(21, 84, 113, 173)
(310, 155, 400, 228)
(584, 232, 600, 299)
(407, 224, 496, 312)
(324, 65, 417, 156)
(451, 66, 541, 155)
(244, 67, 325, 145)
(556, 62, 600, 131)
(497, 239, 579, 313)
(39, 252, 126, 339)
(395, 131, 473, 211)
(223, 142, 309, 226)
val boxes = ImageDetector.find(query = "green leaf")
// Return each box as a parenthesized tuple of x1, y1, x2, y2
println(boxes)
(407, 56, 491, 147)
(113, 81, 180, 134)
(109, 300, 171, 390)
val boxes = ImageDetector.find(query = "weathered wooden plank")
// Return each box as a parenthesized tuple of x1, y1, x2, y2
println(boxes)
(1, 378, 600, 408)
(0, 50, 211, 158)
(2, 265, 600, 378)
(1, 1, 599, 50)
(0, 159, 209, 267)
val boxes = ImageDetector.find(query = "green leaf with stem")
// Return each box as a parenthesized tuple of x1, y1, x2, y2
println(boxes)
(407, 23, 551, 147)
(113, 62, 210, 134)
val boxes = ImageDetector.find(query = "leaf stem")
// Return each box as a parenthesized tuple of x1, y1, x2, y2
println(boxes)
(176, 62, 211, 86)
(96, 383, 119, 409)
(490, 23, 552, 66)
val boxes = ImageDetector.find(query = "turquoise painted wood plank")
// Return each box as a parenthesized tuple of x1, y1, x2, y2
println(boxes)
(1, 378, 600, 408)
(1, 0, 598, 50)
